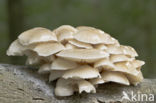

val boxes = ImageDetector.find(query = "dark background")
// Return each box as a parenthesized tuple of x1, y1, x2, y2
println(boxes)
(0, 0, 156, 78)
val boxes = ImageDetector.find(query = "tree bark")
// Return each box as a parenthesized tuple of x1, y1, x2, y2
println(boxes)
(0, 64, 156, 103)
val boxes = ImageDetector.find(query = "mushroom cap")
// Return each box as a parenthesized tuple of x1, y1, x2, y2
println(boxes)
(38, 63, 51, 74)
(53, 25, 77, 42)
(131, 60, 145, 68)
(78, 80, 96, 93)
(56, 49, 109, 63)
(105, 33, 120, 46)
(33, 42, 65, 56)
(7, 40, 26, 56)
(90, 77, 105, 85)
(94, 44, 107, 50)
(68, 39, 93, 49)
(110, 54, 134, 63)
(106, 44, 123, 54)
(62, 65, 100, 79)
(49, 71, 65, 82)
(95, 60, 141, 78)
(57, 33, 73, 42)
(55, 78, 75, 96)
(18, 27, 57, 45)
(120, 45, 138, 57)
(51, 57, 78, 70)
(94, 58, 115, 71)
(126, 69, 143, 85)
(65, 43, 78, 49)
(76, 26, 104, 34)
(101, 71, 130, 85)
(124, 67, 143, 85)
(114, 61, 139, 76)
(74, 30, 115, 44)
(110, 37, 120, 46)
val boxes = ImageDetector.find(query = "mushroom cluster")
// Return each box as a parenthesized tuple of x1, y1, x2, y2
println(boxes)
(7, 25, 145, 96)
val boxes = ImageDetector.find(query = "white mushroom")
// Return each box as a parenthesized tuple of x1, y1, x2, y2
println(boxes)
(101, 71, 130, 85)
(120, 45, 138, 57)
(76, 26, 104, 34)
(33, 42, 65, 56)
(114, 62, 139, 76)
(49, 71, 65, 82)
(126, 69, 143, 85)
(38, 63, 51, 74)
(26, 56, 41, 65)
(55, 78, 75, 96)
(25, 51, 42, 65)
(106, 44, 123, 54)
(65, 43, 78, 49)
(74, 30, 115, 44)
(7, 40, 26, 56)
(110, 54, 134, 63)
(56, 49, 109, 63)
(131, 60, 145, 68)
(90, 77, 105, 85)
(62, 65, 100, 79)
(94, 58, 115, 71)
(51, 57, 78, 70)
(41, 55, 56, 63)
(95, 60, 140, 78)
(26, 53, 55, 65)
(110, 37, 120, 46)
(78, 80, 96, 93)
(18, 27, 57, 45)
(6, 25, 145, 96)
(55, 78, 96, 96)
(94, 44, 107, 50)
(53, 25, 77, 42)
(68, 39, 93, 49)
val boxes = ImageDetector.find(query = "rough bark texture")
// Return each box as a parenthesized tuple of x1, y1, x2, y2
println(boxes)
(0, 64, 155, 103)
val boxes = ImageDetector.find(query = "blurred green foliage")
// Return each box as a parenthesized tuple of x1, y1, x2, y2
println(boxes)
(0, 0, 156, 78)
